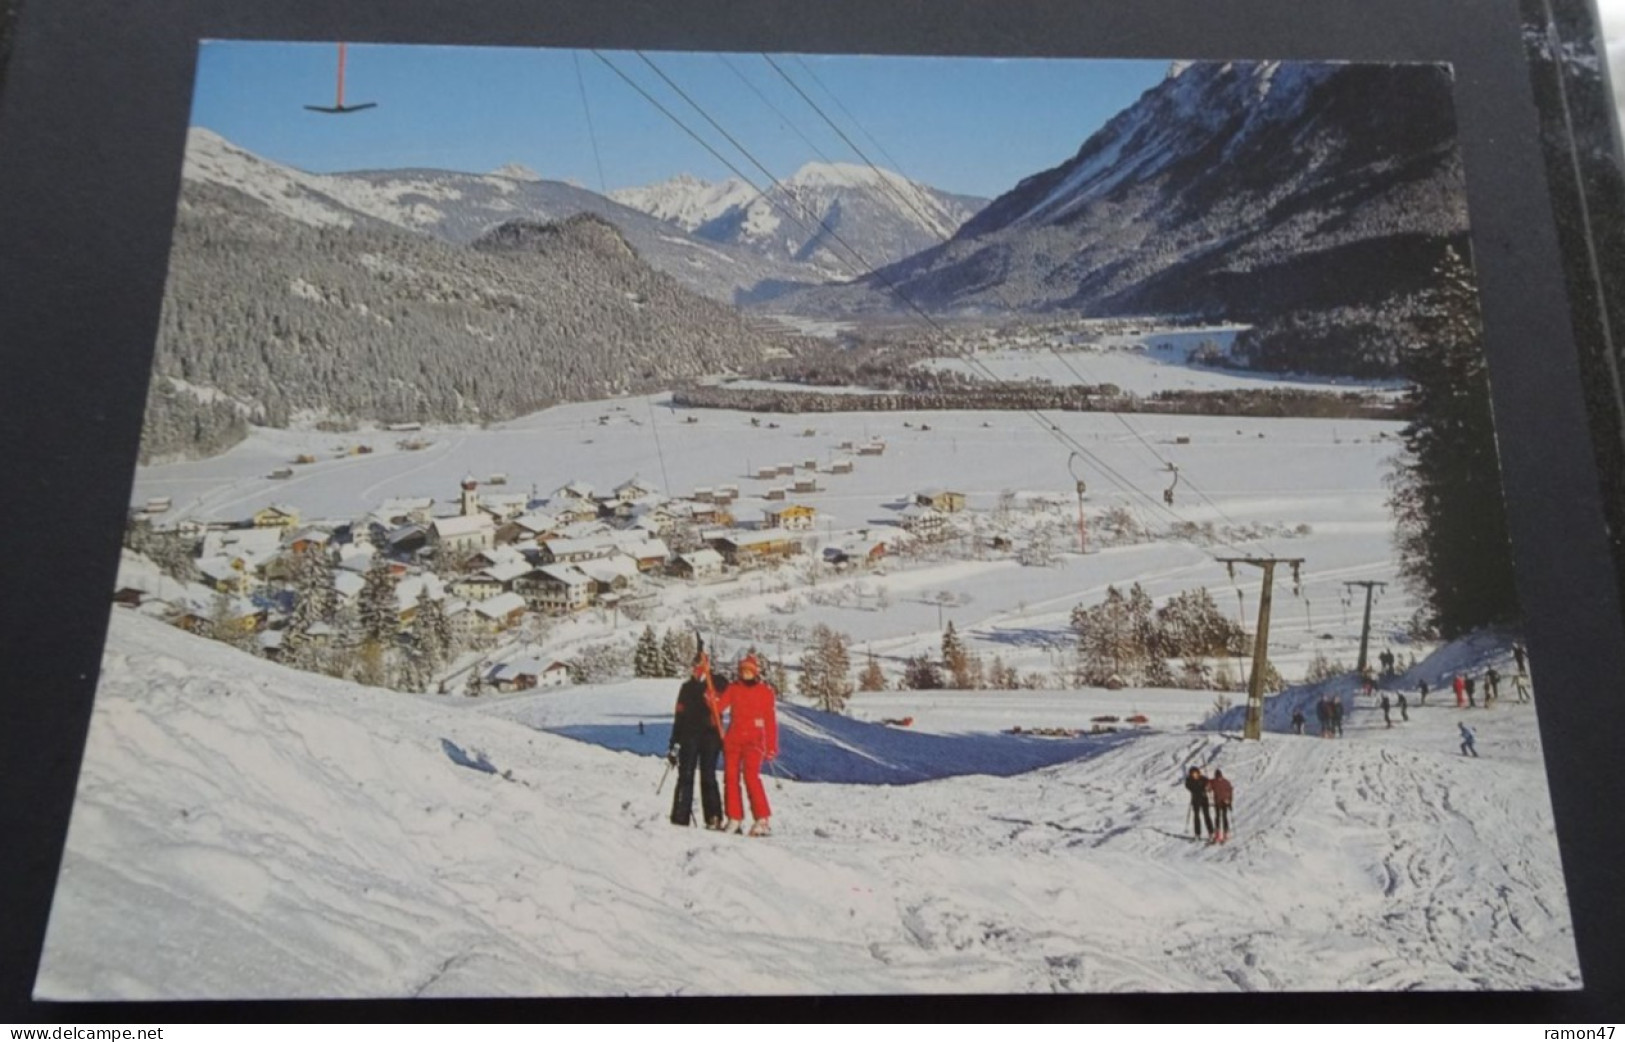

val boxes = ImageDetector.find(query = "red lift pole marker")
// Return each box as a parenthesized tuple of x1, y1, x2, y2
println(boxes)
(305, 42, 377, 115)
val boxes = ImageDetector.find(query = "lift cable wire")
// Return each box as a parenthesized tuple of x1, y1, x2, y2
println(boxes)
(572, 51, 610, 196)
(598, 50, 1255, 555)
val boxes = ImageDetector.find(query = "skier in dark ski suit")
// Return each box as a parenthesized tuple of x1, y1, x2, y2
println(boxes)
(1330, 697, 1344, 737)
(1380, 693, 1392, 728)
(1291, 708, 1306, 735)
(1209, 769, 1234, 843)
(667, 657, 724, 829)
(1184, 767, 1214, 839)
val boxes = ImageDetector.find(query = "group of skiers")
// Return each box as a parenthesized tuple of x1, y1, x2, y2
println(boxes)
(664, 650, 780, 837)
(1294, 695, 1345, 738)
(1183, 766, 1234, 844)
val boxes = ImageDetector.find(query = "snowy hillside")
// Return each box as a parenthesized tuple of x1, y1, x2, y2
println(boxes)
(612, 162, 986, 280)
(35, 611, 1579, 997)
(180, 128, 824, 304)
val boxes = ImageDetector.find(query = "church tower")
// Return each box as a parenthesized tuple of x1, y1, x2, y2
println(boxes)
(460, 475, 480, 517)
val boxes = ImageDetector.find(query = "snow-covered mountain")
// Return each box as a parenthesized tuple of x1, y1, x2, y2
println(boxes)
(612, 162, 987, 282)
(35, 610, 1579, 997)
(181, 129, 822, 304)
(777, 61, 1469, 375)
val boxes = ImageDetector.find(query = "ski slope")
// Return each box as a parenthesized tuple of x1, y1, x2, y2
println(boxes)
(34, 612, 1580, 998)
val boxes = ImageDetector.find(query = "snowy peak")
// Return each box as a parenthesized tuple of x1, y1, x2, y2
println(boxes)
(491, 162, 542, 182)
(612, 164, 987, 279)
(608, 174, 758, 233)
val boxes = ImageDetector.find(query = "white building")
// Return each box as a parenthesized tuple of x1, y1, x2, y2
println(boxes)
(431, 514, 495, 555)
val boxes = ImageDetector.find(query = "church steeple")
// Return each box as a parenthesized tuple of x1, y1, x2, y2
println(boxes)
(460, 475, 480, 517)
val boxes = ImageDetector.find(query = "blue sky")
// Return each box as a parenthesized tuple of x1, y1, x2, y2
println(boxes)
(190, 42, 1167, 199)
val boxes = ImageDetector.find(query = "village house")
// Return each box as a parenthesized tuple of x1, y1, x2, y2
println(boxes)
(824, 534, 889, 570)
(378, 497, 435, 525)
(763, 503, 817, 531)
(252, 504, 300, 529)
(670, 548, 724, 582)
(914, 489, 968, 513)
(385, 523, 431, 558)
(828, 458, 855, 475)
(792, 477, 819, 494)
(473, 591, 528, 633)
(449, 573, 504, 601)
(550, 480, 595, 503)
(497, 512, 561, 545)
(441, 599, 482, 645)
(538, 535, 616, 565)
(288, 528, 332, 555)
(709, 530, 804, 567)
(578, 556, 638, 598)
(516, 563, 595, 615)
(487, 658, 546, 692)
(612, 477, 661, 503)
(478, 492, 529, 521)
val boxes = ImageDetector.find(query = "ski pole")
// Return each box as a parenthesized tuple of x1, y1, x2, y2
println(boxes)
(656, 757, 673, 794)
(766, 755, 784, 790)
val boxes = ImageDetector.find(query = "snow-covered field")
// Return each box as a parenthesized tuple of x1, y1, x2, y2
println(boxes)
(35, 611, 1580, 997)
(129, 362, 1417, 682)
(917, 325, 1407, 396)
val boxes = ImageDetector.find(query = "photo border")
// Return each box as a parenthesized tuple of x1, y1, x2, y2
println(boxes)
(2, 0, 1623, 1020)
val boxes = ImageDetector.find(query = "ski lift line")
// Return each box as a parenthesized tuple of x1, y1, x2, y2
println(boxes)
(572, 50, 610, 196)
(719, 54, 846, 173)
(761, 55, 1266, 552)
(788, 54, 914, 181)
(601, 53, 1251, 554)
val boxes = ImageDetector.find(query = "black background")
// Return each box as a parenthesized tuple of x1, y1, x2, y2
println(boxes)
(2, 0, 1622, 1022)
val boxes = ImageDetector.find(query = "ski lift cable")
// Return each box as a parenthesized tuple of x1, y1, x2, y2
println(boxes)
(789, 54, 914, 180)
(720, 54, 847, 172)
(601, 53, 1253, 554)
(572, 51, 611, 196)
(761, 53, 1270, 554)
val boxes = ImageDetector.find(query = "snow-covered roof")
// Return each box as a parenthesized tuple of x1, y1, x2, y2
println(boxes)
(537, 563, 592, 587)
(543, 536, 615, 558)
(432, 515, 494, 538)
(201, 527, 285, 560)
(491, 657, 546, 681)
(333, 572, 365, 599)
(550, 481, 595, 500)
(396, 574, 445, 610)
(580, 557, 639, 584)
(510, 512, 560, 534)
(678, 549, 724, 568)
(715, 529, 800, 548)
(482, 560, 532, 584)
(475, 592, 528, 618)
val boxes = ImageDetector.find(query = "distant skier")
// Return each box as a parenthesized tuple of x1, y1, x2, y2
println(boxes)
(1184, 766, 1215, 840)
(666, 654, 724, 829)
(1485, 667, 1500, 705)
(1418, 679, 1429, 706)
(1513, 642, 1528, 676)
(1331, 696, 1344, 737)
(1209, 768, 1234, 844)
(1380, 648, 1395, 677)
(716, 653, 780, 837)
(1291, 707, 1306, 736)
(1513, 673, 1531, 703)
(1398, 692, 1409, 722)
(1465, 675, 1477, 708)
(1316, 698, 1331, 738)
(1453, 674, 1466, 708)
(1380, 692, 1392, 728)
(1458, 722, 1479, 758)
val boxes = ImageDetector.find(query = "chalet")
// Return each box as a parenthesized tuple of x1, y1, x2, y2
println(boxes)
(801, 458, 818, 471)
(378, 497, 435, 525)
(332, 571, 365, 603)
(252, 504, 300, 529)
(824, 536, 888, 569)
(579, 556, 638, 597)
(792, 477, 819, 494)
(775, 463, 795, 476)
(474, 591, 528, 633)
(716, 484, 739, 503)
(539, 536, 615, 565)
(914, 489, 967, 514)
(539, 661, 572, 688)
(517, 563, 595, 614)
(897, 504, 948, 539)
(482, 559, 533, 589)
(612, 477, 660, 502)
(755, 466, 779, 480)
(289, 528, 332, 555)
(692, 487, 714, 503)
(449, 574, 504, 602)
(394, 575, 445, 627)
(709, 530, 803, 567)
(828, 458, 855, 475)
(441, 598, 481, 643)
(549, 498, 602, 525)
(550, 480, 595, 502)
(613, 537, 670, 572)
(499, 512, 561, 545)
(488, 658, 545, 692)
(431, 514, 495, 555)
(478, 493, 529, 521)
(763, 503, 816, 531)
(337, 547, 377, 575)
(856, 442, 886, 456)
(765, 487, 787, 502)
(196, 556, 250, 593)
(465, 546, 522, 572)
(671, 548, 724, 581)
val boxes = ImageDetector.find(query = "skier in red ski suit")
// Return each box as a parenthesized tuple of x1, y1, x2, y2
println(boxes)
(716, 654, 779, 836)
